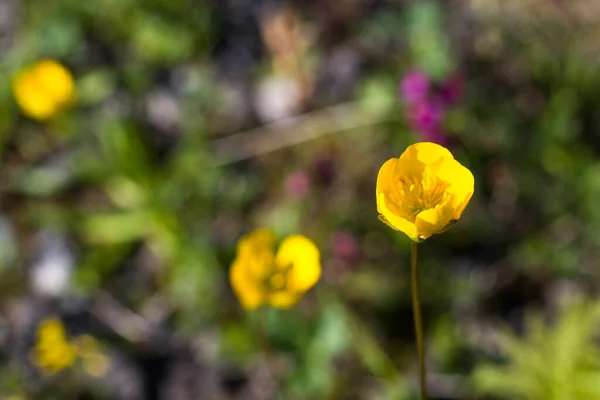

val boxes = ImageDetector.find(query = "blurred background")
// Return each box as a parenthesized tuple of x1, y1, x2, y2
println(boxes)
(2, 0, 600, 399)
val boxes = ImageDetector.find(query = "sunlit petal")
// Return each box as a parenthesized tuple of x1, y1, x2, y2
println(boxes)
(376, 142, 474, 240)
(276, 234, 320, 293)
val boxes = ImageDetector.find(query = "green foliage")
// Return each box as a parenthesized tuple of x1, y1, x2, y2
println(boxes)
(5, 0, 600, 398)
(473, 299, 600, 400)
(286, 302, 352, 398)
(407, 1, 452, 80)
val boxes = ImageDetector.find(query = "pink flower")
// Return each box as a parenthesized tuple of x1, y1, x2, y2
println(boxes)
(330, 231, 360, 264)
(399, 70, 430, 105)
(408, 99, 448, 145)
(400, 69, 464, 145)
(409, 99, 444, 131)
(285, 171, 311, 197)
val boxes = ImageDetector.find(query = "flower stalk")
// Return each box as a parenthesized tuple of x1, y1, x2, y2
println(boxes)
(376, 142, 473, 399)
(411, 241, 426, 400)
(257, 308, 282, 400)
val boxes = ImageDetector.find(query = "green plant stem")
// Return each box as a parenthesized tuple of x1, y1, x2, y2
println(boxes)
(411, 241, 426, 400)
(258, 307, 273, 357)
(257, 308, 280, 400)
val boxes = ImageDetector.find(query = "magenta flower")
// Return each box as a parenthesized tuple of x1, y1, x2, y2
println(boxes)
(408, 99, 447, 145)
(330, 231, 360, 264)
(400, 69, 464, 145)
(400, 70, 430, 105)
(285, 170, 311, 197)
(409, 99, 443, 131)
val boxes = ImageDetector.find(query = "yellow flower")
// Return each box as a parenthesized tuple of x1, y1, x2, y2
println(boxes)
(32, 318, 77, 375)
(12, 59, 76, 121)
(376, 142, 474, 241)
(230, 229, 321, 310)
(73, 335, 111, 377)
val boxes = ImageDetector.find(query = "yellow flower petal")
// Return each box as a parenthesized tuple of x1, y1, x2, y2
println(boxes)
(230, 230, 322, 310)
(229, 258, 266, 310)
(415, 205, 454, 239)
(275, 235, 320, 293)
(236, 229, 275, 256)
(377, 193, 418, 239)
(269, 291, 300, 308)
(375, 158, 398, 197)
(375, 142, 474, 240)
(33, 60, 75, 105)
(376, 159, 419, 238)
(236, 229, 276, 279)
(33, 318, 77, 375)
(447, 162, 475, 219)
(12, 72, 58, 120)
(12, 59, 75, 121)
(453, 191, 473, 220)
(403, 142, 453, 166)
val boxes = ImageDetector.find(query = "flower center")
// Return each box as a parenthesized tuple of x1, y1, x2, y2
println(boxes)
(390, 174, 451, 222)
(261, 262, 293, 293)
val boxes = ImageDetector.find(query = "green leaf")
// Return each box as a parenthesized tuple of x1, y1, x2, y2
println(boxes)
(408, 1, 452, 80)
(77, 69, 117, 105)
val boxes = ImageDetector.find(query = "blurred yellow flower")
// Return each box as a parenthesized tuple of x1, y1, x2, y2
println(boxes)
(230, 229, 321, 310)
(73, 334, 111, 378)
(32, 318, 77, 375)
(12, 59, 76, 121)
(376, 142, 474, 241)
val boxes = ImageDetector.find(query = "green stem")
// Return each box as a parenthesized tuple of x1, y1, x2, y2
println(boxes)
(258, 307, 273, 357)
(411, 241, 426, 400)
(258, 308, 280, 400)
